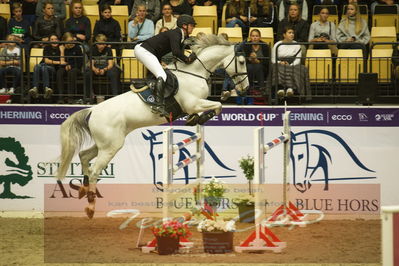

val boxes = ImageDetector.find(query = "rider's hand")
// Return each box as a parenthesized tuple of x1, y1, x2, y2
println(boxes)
(186, 53, 197, 64)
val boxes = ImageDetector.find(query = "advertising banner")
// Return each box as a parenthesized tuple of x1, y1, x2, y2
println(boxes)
(1, 105, 399, 216)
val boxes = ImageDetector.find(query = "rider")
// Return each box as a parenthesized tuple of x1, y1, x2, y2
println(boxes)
(134, 14, 197, 117)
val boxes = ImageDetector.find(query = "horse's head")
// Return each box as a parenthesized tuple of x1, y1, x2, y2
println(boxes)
(222, 46, 249, 93)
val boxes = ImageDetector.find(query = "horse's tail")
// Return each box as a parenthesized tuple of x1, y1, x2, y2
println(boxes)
(57, 108, 92, 180)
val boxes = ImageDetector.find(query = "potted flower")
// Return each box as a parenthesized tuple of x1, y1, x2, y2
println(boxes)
(197, 219, 236, 253)
(236, 156, 255, 223)
(151, 220, 192, 255)
(203, 177, 225, 219)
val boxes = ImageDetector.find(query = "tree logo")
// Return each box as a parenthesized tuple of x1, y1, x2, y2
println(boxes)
(0, 137, 33, 198)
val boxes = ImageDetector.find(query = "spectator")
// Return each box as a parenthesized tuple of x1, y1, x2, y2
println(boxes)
(249, 0, 275, 27)
(278, 0, 308, 21)
(29, 34, 65, 99)
(93, 4, 122, 44)
(8, 2, 32, 48)
(225, 0, 248, 28)
(244, 29, 269, 92)
(128, 4, 155, 45)
(163, 0, 192, 16)
(0, 35, 22, 95)
(56, 32, 85, 104)
(277, 3, 309, 42)
(64, 0, 91, 45)
(371, 0, 399, 15)
(309, 7, 337, 53)
(32, 1, 63, 42)
(21, 0, 38, 26)
(155, 4, 177, 34)
(0, 16, 7, 41)
(36, 0, 66, 20)
(90, 34, 121, 96)
(130, 0, 161, 22)
(271, 26, 310, 98)
(336, 3, 370, 50)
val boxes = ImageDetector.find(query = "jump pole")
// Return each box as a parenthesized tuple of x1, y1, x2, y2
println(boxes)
(141, 125, 204, 253)
(235, 111, 293, 253)
(381, 205, 399, 266)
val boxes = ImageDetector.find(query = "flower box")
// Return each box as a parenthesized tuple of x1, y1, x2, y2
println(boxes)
(202, 231, 234, 254)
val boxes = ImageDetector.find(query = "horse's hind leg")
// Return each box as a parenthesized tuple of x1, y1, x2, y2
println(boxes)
(85, 142, 124, 219)
(78, 145, 98, 199)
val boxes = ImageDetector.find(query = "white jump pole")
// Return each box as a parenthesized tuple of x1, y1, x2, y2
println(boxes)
(381, 205, 399, 266)
(142, 125, 204, 253)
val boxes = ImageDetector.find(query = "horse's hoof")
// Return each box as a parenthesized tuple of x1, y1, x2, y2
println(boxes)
(185, 114, 199, 126)
(85, 207, 95, 219)
(78, 186, 87, 199)
(198, 110, 216, 125)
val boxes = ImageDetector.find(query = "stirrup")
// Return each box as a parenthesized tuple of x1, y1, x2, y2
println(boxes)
(151, 105, 169, 117)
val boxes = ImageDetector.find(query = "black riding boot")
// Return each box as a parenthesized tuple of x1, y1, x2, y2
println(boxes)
(152, 77, 169, 117)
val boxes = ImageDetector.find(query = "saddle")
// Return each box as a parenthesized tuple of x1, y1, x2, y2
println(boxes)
(130, 69, 185, 121)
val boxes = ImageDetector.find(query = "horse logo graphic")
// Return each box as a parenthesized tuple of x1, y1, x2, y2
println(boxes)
(142, 129, 235, 191)
(0, 137, 33, 198)
(291, 129, 376, 193)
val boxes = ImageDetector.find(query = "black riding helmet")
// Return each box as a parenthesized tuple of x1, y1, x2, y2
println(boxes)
(177, 14, 196, 28)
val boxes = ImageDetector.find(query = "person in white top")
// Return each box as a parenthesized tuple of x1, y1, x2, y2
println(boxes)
(271, 26, 310, 98)
(0, 35, 21, 95)
(155, 4, 177, 35)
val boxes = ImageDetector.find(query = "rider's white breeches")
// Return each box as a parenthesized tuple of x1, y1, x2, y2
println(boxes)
(134, 43, 167, 82)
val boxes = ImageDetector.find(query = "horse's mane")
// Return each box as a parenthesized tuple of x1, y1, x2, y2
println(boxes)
(191, 34, 232, 55)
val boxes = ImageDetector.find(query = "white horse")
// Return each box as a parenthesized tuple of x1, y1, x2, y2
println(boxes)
(56, 35, 249, 218)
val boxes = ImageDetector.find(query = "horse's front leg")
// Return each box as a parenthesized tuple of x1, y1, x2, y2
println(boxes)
(190, 99, 222, 125)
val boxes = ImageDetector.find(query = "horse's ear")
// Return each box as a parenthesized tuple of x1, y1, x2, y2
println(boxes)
(238, 55, 245, 64)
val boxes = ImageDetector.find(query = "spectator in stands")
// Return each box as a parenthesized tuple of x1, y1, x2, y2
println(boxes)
(29, 34, 65, 99)
(64, 0, 91, 45)
(225, 0, 248, 28)
(7, 2, 32, 48)
(277, 3, 309, 42)
(36, 0, 66, 20)
(249, 0, 275, 27)
(0, 16, 6, 42)
(32, 1, 63, 42)
(0, 35, 21, 95)
(371, 0, 399, 15)
(128, 5, 155, 45)
(21, 0, 38, 26)
(94, 4, 122, 44)
(155, 4, 177, 34)
(337, 3, 370, 50)
(309, 7, 337, 54)
(90, 34, 121, 96)
(56, 32, 85, 104)
(163, 0, 192, 16)
(278, 0, 308, 21)
(130, 0, 161, 22)
(271, 26, 309, 99)
(244, 29, 269, 92)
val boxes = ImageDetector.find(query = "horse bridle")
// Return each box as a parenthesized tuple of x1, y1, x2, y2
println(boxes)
(171, 44, 248, 87)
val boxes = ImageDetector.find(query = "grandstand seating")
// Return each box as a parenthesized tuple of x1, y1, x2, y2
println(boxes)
(111, 5, 129, 37)
(371, 26, 396, 49)
(191, 27, 213, 37)
(84, 5, 100, 34)
(29, 48, 43, 73)
(372, 5, 398, 32)
(369, 48, 393, 82)
(121, 49, 146, 80)
(217, 27, 243, 43)
(0, 3, 10, 20)
(306, 49, 333, 83)
(337, 49, 364, 83)
(192, 5, 218, 34)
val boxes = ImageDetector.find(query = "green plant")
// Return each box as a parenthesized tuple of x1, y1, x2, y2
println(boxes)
(233, 193, 255, 206)
(238, 155, 254, 195)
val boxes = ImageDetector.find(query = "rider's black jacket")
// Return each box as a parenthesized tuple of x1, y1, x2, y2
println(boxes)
(141, 28, 192, 63)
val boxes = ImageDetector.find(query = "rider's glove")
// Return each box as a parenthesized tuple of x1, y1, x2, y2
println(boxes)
(185, 53, 197, 64)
